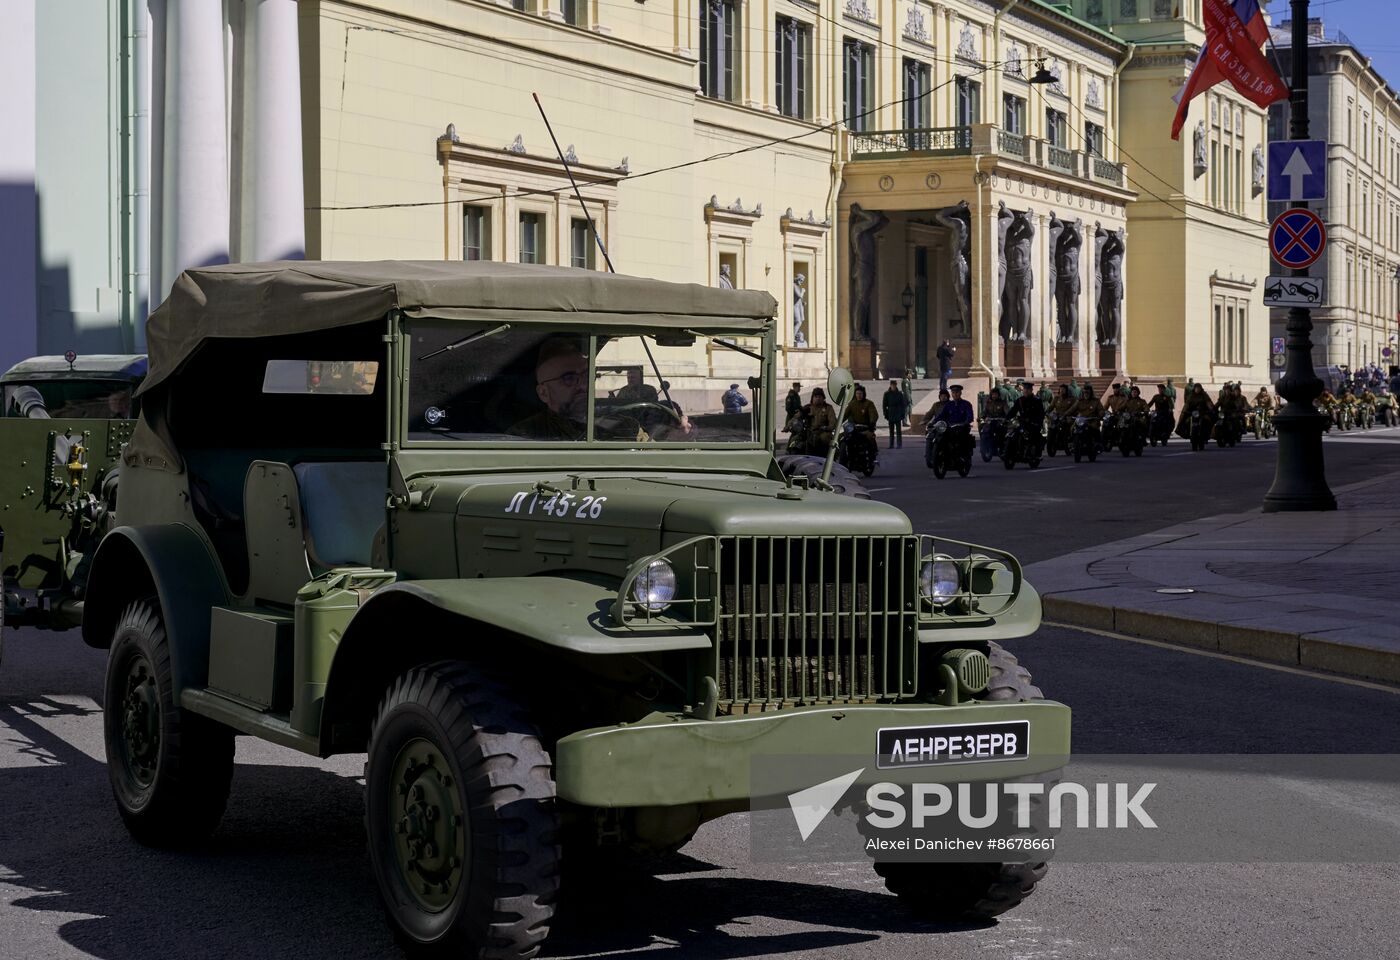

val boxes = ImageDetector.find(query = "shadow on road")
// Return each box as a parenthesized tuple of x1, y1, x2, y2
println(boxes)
(0, 698, 985, 960)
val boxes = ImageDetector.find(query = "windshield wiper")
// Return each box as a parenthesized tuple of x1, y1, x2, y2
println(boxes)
(418, 322, 512, 361)
(682, 329, 764, 362)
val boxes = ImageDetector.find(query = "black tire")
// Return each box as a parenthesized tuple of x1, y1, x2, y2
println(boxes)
(933, 454, 948, 479)
(1073, 450, 1081, 463)
(874, 860, 1049, 922)
(956, 459, 971, 478)
(1088, 448, 1097, 463)
(776, 455, 872, 500)
(365, 662, 560, 960)
(983, 640, 1044, 701)
(1029, 458, 1041, 469)
(1134, 445, 1143, 457)
(1002, 454, 1015, 470)
(103, 598, 234, 846)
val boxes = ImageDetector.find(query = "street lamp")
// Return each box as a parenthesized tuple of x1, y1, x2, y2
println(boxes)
(892, 284, 914, 324)
(1028, 60, 1057, 86)
(1263, 0, 1337, 512)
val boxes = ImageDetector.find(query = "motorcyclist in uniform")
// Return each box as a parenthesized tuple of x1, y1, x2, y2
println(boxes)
(1358, 385, 1378, 427)
(797, 386, 839, 454)
(1072, 385, 1104, 419)
(842, 384, 880, 466)
(1177, 382, 1216, 441)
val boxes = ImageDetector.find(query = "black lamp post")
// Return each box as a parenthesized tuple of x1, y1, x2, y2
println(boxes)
(1263, 0, 1337, 512)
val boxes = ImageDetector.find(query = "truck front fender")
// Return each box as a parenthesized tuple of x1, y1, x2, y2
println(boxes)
(370, 578, 714, 655)
(317, 577, 712, 754)
(81, 523, 228, 692)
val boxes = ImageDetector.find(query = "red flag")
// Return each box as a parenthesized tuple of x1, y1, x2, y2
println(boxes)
(1171, 0, 1287, 140)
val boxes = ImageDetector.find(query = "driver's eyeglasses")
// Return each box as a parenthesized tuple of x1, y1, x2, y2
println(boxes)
(538, 370, 586, 389)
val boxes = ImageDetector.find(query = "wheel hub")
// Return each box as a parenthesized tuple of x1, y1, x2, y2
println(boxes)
(390, 738, 466, 911)
(119, 657, 160, 786)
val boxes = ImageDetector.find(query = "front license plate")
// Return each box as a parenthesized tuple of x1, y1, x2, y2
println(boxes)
(876, 720, 1030, 770)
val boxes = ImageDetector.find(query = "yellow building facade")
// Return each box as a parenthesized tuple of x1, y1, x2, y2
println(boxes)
(298, 0, 1272, 397)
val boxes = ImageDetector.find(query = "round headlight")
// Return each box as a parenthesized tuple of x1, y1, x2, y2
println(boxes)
(632, 559, 677, 612)
(921, 556, 961, 607)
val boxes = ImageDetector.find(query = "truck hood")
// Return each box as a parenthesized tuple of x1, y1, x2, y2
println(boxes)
(438, 471, 911, 537)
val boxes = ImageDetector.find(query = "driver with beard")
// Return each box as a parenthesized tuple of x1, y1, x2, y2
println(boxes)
(510, 338, 650, 441)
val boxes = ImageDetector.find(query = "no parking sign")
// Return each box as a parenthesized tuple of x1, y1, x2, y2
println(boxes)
(1269, 208, 1326, 270)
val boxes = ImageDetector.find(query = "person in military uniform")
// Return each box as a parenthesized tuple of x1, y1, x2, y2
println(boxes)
(785, 382, 803, 425)
(1072, 384, 1104, 419)
(511, 338, 648, 441)
(1051, 384, 1076, 417)
(984, 388, 1010, 419)
(1123, 385, 1149, 417)
(1067, 378, 1083, 400)
(1038, 382, 1055, 406)
(845, 384, 879, 430)
(882, 379, 907, 448)
(1104, 383, 1127, 415)
(802, 387, 839, 453)
(929, 388, 950, 422)
(1147, 384, 1173, 418)
(1176, 382, 1216, 438)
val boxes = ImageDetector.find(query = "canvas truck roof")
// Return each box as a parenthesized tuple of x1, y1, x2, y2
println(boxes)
(140, 260, 777, 394)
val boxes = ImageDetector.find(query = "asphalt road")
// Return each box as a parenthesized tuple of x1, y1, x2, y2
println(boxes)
(3, 429, 1399, 960)
(865, 423, 1400, 563)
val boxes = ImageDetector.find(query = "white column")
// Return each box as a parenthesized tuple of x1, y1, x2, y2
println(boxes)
(242, 0, 304, 262)
(160, 0, 230, 296)
(131, 0, 153, 341)
(0, 0, 38, 369)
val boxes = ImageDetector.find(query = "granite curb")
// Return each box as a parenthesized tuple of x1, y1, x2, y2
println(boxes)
(1030, 470, 1400, 686)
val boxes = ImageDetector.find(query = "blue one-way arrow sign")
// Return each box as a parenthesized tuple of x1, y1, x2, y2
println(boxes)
(1268, 140, 1326, 202)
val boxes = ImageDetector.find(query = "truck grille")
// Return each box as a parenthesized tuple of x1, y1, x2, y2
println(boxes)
(713, 536, 918, 709)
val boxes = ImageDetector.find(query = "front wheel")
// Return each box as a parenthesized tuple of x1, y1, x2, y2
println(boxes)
(104, 599, 235, 846)
(365, 663, 560, 959)
(874, 860, 1049, 922)
(956, 458, 971, 478)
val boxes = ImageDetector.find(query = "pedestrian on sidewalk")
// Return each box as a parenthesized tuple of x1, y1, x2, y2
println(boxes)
(785, 382, 803, 427)
(722, 383, 749, 415)
(883, 379, 907, 448)
(901, 369, 914, 427)
(936, 340, 955, 391)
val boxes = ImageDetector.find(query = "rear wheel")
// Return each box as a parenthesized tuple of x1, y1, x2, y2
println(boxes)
(365, 663, 560, 959)
(104, 599, 234, 846)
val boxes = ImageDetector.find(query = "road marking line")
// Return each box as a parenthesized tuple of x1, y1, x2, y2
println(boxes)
(865, 486, 895, 492)
(1044, 621, 1400, 695)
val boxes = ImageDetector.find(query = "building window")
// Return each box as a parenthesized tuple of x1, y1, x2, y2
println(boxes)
(464, 206, 491, 261)
(570, 218, 596, 269)
(700, 0, 740, 101)
(519, 212, 544, 264)
(903, 59, 931, 130)
(1045, 108, 1067, 147)
(1004, 94, 1026, 134)
(510, 0, 525, 9)
(561, 0, 586, 26)
(1234, 147, 1243, 212)
(1211, 142, 1219, 206)
(1084, 120, 1105, 157)
(775, 17, 812, 120)
(844, 38, 876, 132)
(1213, 302, 1223, 363)
(956, 76, 981, 126)
(1222, 147, 1231, 210)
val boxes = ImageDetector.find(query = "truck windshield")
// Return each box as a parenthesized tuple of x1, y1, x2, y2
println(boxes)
(406, 321, 764, 444)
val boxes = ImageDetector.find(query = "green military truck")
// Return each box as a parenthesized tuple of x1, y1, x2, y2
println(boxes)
(83, 262, 1068, 958)
(1, 353, 145, 661)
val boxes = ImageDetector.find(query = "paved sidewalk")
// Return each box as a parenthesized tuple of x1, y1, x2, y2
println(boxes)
(1026, 470, 1400, 684)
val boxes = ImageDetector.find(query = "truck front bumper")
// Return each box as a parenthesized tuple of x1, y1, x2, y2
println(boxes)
(554, 699, 1070, 807)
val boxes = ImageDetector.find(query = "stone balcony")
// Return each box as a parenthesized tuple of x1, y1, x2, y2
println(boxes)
(847, 122, 1127, 189)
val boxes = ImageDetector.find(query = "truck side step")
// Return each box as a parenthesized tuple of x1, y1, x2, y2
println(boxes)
(181, 687, 320, 756)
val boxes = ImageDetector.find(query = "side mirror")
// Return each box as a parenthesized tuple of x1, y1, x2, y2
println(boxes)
(827, 367, 855, 410)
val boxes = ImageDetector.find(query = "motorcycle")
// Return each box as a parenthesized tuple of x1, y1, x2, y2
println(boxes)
(926, 421, 973, 479)
(978, 416, 1008, 463)
(1215, 411, 1243, 448)
(1001, 416, 1044, 470)
(1188, 409, 1212, 451)
(1380, 397, 1399, 428)
(1117, 412, 1146, 457)
(1100, 410, 1121, 452)
(836, 422, 878, 477)
(1149, 407, 1173, 447)
(1251, 405, 1274, 440)
(1069, 416, 1101, 463)
(1046, 412, 1071, 458)
(1357, 404, 1375, 430)
(1336, 402, 1355, 431)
